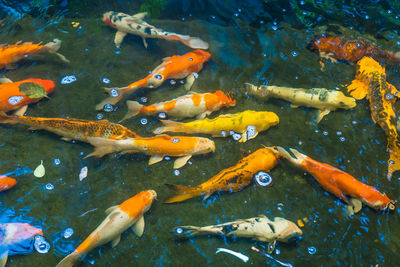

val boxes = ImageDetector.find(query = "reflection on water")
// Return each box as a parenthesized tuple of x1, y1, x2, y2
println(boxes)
(1, 0, 400, 266)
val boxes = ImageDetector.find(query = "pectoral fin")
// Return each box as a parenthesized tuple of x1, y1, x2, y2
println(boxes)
(316, 109, 331, 123)
(196, 111, 211, 119)
(61, 137, 72, 142)
(133, 216, 145, 237)
(0, 78, 12, 84)
(14, 105, 28, 116)
(174, 155, 192, 169)
(149, 155, 164, 165)
(184, 73, 196, 91)
(111, 235, 121, 248)
(0, 250, 8, 267)
(105, 205, 119, 215)
(114, 31, 127, 48)
(290, 104, 299, 108)
(133, 12, 147, 19)
(142, 37, 148, 48)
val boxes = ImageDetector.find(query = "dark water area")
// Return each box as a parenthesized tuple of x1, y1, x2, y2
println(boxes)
(1, 0, 400, 266)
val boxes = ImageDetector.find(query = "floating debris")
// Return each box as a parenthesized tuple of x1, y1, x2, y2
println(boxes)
(79, 166, 88, 181)
(63, 228, 74, 239)
(216, 248, 249, 263)
(34, 235, 50, 254)
(60, 75, 77, 85)
(34, 160, 45, 178)
(254, 171, 273, 186)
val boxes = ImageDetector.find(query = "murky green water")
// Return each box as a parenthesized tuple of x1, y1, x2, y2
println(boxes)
(1, 1, 400, 266)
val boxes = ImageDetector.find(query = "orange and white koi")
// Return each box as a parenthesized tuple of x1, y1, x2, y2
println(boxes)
(0, 78, 55, 115)
(346, 57, 400, 180)
(273, 147, 395, 214)
(0, 113, 140, 144)
(0, 39, 69, 69)
(56, 190, 157, 267)
(121, 90, 236, 121)
(164, 147, 280, 203)
(86, 135, 215, 169)
(0, 175, 16, 192)
(95, 50, 211, 110)
(102, 11, 209, 49)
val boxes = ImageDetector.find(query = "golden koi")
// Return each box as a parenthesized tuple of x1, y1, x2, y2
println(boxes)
(0, 39, 69, 69)
(56, 190, 157, 267)
(0, 113, 140, 144)
(102, 11, 209, 49)
(95, 50, 211, 110)
(86, 135, 215, 169)
(154, 110, 279, 143)
(245, 83, 356, 123)
(164, 147, 280, 203)
(121, 90, 236, 121)
(274, 147, 395, 214)
(346, 57, 400, 180)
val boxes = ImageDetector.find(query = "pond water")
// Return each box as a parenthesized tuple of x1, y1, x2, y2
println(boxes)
(1, 0, 400, 266)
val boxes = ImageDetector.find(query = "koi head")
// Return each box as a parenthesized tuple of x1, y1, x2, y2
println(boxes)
(0, 176, 17, 192)
(335, 93, 357, 109)
(306, 34, 339, 53)
(269, 217, 303, 243)
(102, 11, 116, 28)
(365, 193, 396, 211)
(215, 90, 236, 107)
(136, 190, 158, 213)
(190, 50, 211, 64)
(4, 223, 43, 246)
(194, 137, 215, 155)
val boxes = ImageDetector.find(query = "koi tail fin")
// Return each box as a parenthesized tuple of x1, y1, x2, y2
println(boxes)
(56, 252, 81, 267)
(153, 120, 184, 134)
(0, 111, 18, 124)
(165, 34, 209, 50)
(271, 146, 306, 167)
(95, 87, 127, 110)
(164, 184, 201, 203)
(244, 83, 271, 99)
(44, 39, 70, 63)
(119, 101, 143, 122)
(85, 138, 118, 158)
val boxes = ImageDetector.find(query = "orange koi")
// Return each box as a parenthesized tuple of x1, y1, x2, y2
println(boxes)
(164, 147, 280, 203)
(121, 90, 236, 121)
(274, 147, 395, 213)
(0, 113, 139, 145)
(0, 78, 55, 115)
(0, 175, 16, 192)
(346, 57, 400, 179)
(0, 39, 69, 69)
(56, 190, 157, 267)
(86, 135, 215, 169)
(307, 35, 400, 68)
(95, 50, 211, 110)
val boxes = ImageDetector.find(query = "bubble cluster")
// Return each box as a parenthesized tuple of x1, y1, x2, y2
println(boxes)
(60, 75, 77, 85)
(110, 89, 119, 97)
(34, 235, 50, 254)
(63, 228, 74, 239)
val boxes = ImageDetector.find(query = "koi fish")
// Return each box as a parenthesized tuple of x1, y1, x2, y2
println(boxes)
(307, 34, 400, 67)
(0, 223, 43, 267)
(346, 57, 400, 180)
(102, 11, 209, 49)
(0, 113, 140, 145)
(56, 190, 157, 267)
(0, 78, 55, 115)
(95, 49, 211, 110)
(173, 215, 302, 252)
(85, 135, 215, 169)
(0, 39, 69, 69)
(121, 90, 236, 121)
(164, 147, 280, 203)
(154, 110, 279, 143)
(0, 176, 16, 192)
(245, 83, 356, 123)
(273, 147, 395, 214)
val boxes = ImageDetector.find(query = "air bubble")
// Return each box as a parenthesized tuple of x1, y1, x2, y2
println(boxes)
(60, 75, 77, 85)
(103, 104, 113, 112)
(277, 203, 284, 211)
(336, 131, 342, 135)
(110, 89, 119, 97)
(386, 94, 394, 100)
(172, 138, 180, 143)
(275, 249, 280, 255)
(272, 26, 278, 31)
(176, 227, 183, 234)
(170, 80, 176, 85)
(291, 51, 298, 57)
(34, 235, 50, 254)
(323, 131, 328, 136)
(102, 78, 110, 84)
(193, 73, 199, 79)
(63, 228, 74, 239)
(221, 130, 227, 137)
(158, 112, 167, 119)
(232, 133, 242, 141)
(8, 96, 24, 105)
(174, 170, 180, 176)
(165, 156, 171, 161)
(255, 171, 272, 186)
(96, 113, 104, 120)
(140, 118, 148, 125)
(352, 120, 357, 125)
(53, 158, 61, 166)
(339, 137, 345, 142)
(308, 246, 317, 255)
(365, 15, 369, 19)
(45, 183, 54, 190)
(246, 125, 256, 138)
(140, 97, 147, 103)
